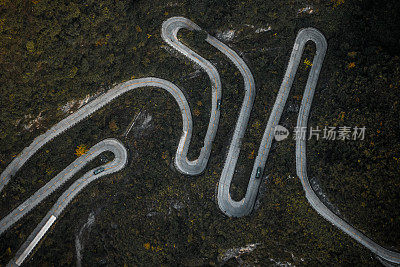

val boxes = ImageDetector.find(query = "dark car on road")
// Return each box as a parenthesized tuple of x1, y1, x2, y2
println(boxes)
(255, 167, 262, 179)
(93, 167, 105, 175)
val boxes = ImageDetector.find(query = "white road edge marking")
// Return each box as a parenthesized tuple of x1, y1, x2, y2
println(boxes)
(15, 215, 57, 266)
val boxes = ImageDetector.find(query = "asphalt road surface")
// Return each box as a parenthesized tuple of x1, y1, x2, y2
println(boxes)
(293, 29, 400, 265)
(1, 17, 224, 266)
(0, 17, 399, 266)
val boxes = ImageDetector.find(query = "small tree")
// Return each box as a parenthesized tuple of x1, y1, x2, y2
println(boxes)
(75, 144, 89, 157)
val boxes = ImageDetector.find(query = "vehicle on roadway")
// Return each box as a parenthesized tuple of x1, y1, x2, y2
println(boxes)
(217, 99, 221, 110)
(255, 167, 262, 179)
(93, 167, 105, 175)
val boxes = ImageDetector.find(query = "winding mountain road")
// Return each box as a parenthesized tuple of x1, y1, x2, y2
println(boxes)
(1, 17, 227, 266)
(5, 139, 127, 266)
(294, 31, 400, 265)
(1, 16, 399, 266)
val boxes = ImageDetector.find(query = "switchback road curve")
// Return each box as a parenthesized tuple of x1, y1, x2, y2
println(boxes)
(0, 16, 399, 265)
(294, 30, 400, 265)
(1, 17, 230, 266)
(5, 139, 127, 266)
